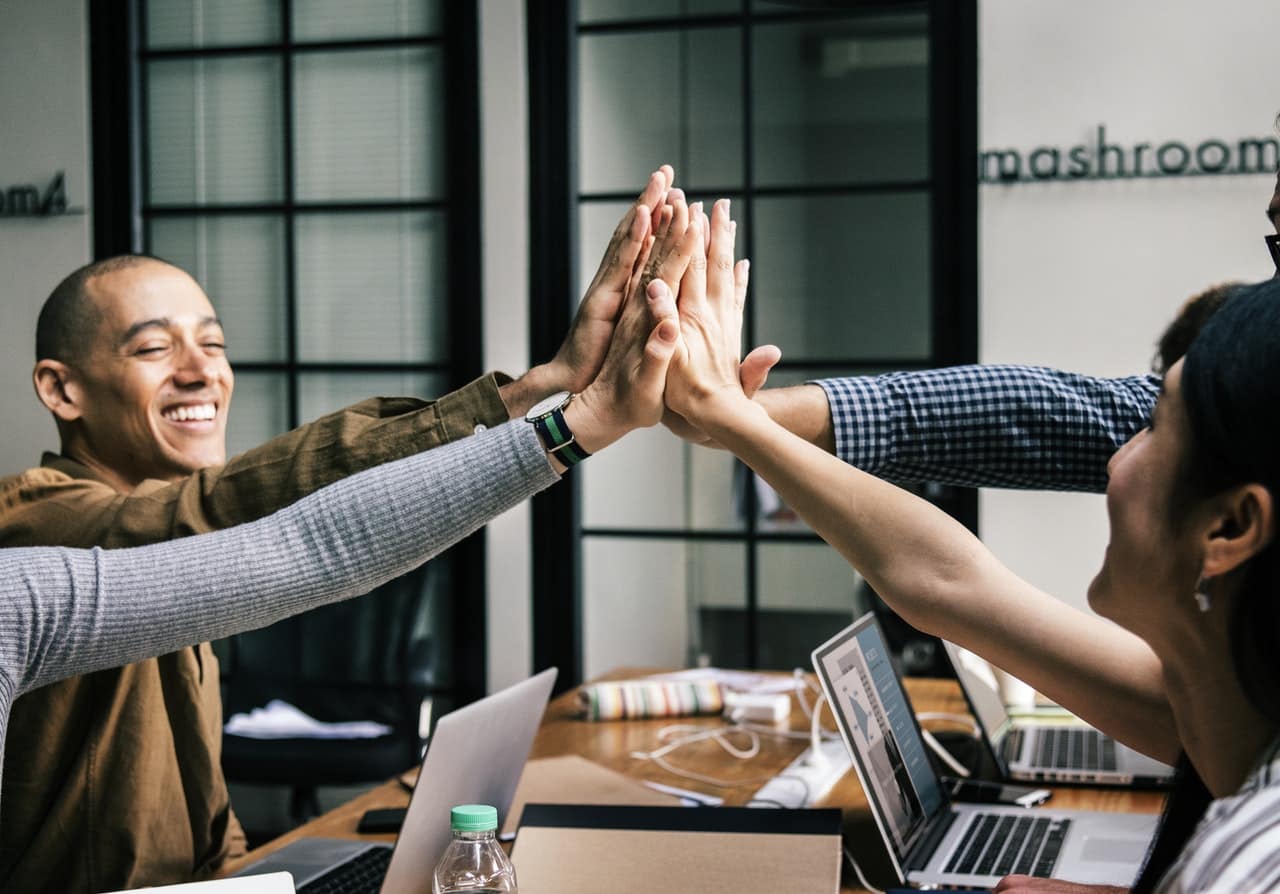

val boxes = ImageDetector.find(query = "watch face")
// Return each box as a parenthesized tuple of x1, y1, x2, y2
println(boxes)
(526, 390, 572, 421)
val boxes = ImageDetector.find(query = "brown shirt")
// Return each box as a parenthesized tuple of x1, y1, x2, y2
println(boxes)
(0, 375, 510, 893)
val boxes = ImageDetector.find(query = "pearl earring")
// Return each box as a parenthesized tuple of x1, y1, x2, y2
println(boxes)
(1194, 579, 1212, 613)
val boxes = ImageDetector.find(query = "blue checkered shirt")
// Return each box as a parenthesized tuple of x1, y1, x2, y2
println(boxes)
(815, 365, 1160, 493)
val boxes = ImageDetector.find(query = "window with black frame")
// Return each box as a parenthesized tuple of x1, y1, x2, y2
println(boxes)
(535, 0, 977, 682)
(130, 0, 486, 708)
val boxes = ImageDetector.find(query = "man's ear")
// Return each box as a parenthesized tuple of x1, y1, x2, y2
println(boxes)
(33, 360, 85, 422)
(1201, 483, 1275, 578)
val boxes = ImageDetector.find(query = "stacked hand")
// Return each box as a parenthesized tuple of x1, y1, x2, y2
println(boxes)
(528, 166, 777, 468)
(566, 185, 705, 453)
(501, 165, 676, 416)
(660, 197, 776, 430)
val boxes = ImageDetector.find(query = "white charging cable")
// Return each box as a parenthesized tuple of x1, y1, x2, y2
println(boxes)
(915, 711, 980, 778)
(843, 845, 885, 894)
(629, 671, 841, 789)
(808, 690, 830, 768)
(629, 723, 777, 788)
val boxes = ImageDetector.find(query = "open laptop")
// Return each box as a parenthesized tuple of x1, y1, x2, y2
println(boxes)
(233, 668, 557, 894)
(941, 639, 1175, 787)
(813, 615, 1157, 889)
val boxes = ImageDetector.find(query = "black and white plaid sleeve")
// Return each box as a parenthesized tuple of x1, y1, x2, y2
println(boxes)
(814, 365, 1160, 493)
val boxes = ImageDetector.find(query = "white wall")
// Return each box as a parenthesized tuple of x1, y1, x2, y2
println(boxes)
(978, 0, 1278, 609)
(0, 0, 91, 476)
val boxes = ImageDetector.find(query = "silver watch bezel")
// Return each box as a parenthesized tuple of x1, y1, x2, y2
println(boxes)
(524, 390, 573, 422)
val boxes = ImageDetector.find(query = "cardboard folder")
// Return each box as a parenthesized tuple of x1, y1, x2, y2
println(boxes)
(511, 804, 843, 894)
(501, 755, 682, 838)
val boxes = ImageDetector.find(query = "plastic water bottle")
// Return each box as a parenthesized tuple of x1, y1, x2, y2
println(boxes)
(432, 804, 518, 894)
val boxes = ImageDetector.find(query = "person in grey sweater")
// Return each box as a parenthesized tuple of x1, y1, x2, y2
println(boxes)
(0, 187, 719, 824)
(0, 422, 549, 814)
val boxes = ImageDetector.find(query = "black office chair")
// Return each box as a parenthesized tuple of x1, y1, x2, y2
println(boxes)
(218, 562, 447, 827)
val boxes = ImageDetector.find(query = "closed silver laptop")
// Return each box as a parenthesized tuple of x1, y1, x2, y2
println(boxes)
(813, 616, 1157, 889)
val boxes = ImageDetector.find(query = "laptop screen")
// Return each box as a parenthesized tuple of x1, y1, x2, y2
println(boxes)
(940, 639, 1014, 774)
(813, 615, 943, 862)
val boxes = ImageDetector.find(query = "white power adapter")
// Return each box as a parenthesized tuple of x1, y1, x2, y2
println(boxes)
(749, 738, 852, 808)
(723, 691, 791, 725)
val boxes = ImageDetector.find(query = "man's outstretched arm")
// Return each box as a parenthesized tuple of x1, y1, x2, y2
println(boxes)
(752, 365, 1159, 493)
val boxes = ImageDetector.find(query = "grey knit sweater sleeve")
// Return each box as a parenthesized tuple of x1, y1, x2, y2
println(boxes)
(0, 421, 558, 795)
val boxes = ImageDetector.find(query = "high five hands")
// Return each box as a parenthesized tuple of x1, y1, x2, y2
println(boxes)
(554, 171, 779, 465)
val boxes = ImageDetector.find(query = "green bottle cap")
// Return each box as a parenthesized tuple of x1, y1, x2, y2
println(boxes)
(450, 804, 498, 832)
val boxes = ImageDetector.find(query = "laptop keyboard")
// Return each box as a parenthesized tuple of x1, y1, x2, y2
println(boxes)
(1035, 728, 1118, 772)
(298, 846, 392, 894)
(943, 813, 1071, 878)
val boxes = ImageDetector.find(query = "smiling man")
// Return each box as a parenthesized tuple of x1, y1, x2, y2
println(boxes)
(33, 257, 234, 491)
(0, 164, 684, 894)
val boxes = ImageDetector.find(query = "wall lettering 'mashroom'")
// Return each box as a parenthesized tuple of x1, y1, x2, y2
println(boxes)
(980, 126, 1279, 184)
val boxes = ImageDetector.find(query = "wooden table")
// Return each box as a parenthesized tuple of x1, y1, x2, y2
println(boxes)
(222, 671, 1166, 892)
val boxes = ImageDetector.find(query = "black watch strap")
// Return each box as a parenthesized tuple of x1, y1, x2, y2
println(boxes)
(532, 405, 591, 466)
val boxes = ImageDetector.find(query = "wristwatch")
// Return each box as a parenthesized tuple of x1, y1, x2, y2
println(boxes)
(525, 390, 591, 467)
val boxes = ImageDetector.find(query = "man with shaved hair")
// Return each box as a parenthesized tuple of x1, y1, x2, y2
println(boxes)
(0, 169, 684, 892)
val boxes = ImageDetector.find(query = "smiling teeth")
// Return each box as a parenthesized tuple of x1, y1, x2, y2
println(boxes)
(164, 404, 216, 422)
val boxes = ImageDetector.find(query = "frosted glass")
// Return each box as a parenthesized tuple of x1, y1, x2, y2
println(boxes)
(579, 29, 742, 193)
(147, 57, 284, 204)
(292, 0, 441, 41)
(148, 215, 288, 363)
(752, 192, 931, 361)
(753, 16, 929, 186)
(299, 372, 446, 421)
(581, 425, 742, 532)
(583, 538, 745, 677)
(758, 543, 864, 613)
(295, 212, 447, 363)
(225, 372, 290, 458)
(293, 48, 443, 201)
(754, 542, 864, 669)
(146, 0, 279, 48)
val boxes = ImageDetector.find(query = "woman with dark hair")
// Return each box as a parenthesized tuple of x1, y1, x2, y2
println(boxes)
(663, 198, 1280, 892)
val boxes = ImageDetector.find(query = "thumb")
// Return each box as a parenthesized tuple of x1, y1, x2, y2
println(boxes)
(740, 344, 782, 397)
(646, 277, 678, 320)
(633, 318, 679, 420)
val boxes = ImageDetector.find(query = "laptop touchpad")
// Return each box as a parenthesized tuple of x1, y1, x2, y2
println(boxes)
(1081, 836, 1147, 863)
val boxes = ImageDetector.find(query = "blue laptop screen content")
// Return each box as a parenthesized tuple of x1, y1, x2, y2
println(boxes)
(824, 623, 943, 856)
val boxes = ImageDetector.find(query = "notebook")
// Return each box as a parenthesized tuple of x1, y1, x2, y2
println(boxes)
(813, 615, 1157, 889)
(512, 804, 843, 894)
(232, 668, 557, 894)
(941, 639, 1175, 786)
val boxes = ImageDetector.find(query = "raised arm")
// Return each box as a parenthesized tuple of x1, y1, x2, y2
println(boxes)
(803, 366, 1158, 492)
(671, 358, 1157, 493)
(662, 200, 1179, 763)
(2, 422, 555, 703)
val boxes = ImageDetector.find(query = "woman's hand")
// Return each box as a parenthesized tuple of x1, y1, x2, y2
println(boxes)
(664, 198, 769, 429)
